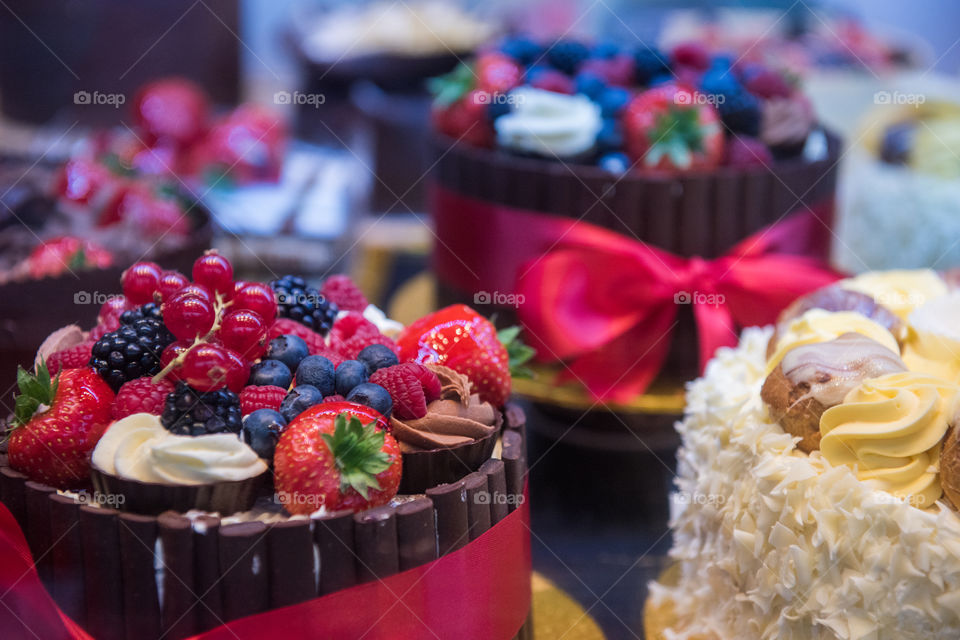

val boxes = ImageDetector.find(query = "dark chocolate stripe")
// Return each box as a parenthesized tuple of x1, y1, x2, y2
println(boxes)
(79, 505, 124, 640)
(157, 512, 196, 638)
(267, 519, 315, 608)
(0, 466, 27, 531)
(219, 521, 269, 622)
(501, 430, 525, 513)
(353, 505, 399, 583)
(118, 513, 161, 640)
(24, 481, 54, 588)
(192, 514, 223, 633)
(314, 509, 357, 595)
(463, 472, 491, 540)
(48, 494, 85, 626)
(479, 458, 509, 525)
(426, 480, 468, 555)
(396, 498, 437, 571)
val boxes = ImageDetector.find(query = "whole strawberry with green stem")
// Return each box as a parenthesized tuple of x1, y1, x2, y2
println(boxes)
(396, 304, 534, 407)
(8, 364, 115, 488)
(273, 403, 401, 515)
(622, 83, 724, 172)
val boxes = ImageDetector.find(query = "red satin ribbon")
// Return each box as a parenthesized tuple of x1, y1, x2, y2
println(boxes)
(432, 186, 841, 402)
(0, 495, 531, 640)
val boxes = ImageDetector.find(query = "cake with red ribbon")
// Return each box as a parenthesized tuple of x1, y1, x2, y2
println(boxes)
(646, 269, 960, 639)
(429, 36, 841, 404)
(0, 252, 532, 640)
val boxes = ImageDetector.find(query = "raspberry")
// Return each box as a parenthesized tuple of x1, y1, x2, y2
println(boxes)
(369, 363, 442, 420)
(239, 385, 287, 415)
(670, 42, 710, 71)
(47, 342, 94, 375)
(322, 394, 346, 403)
(111, 377, 175, 420)
(320, 275, 369, 312)
(335, 333, 398, 361)
(328, 312, 398, 360)
(312, 346, 345, 368)
(744, 68, 793, 99)
(268, 318, 327, 354)
(724, 136, 773, 168)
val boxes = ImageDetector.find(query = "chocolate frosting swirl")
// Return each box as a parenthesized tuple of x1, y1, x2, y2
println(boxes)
(390, 364, 501, 451)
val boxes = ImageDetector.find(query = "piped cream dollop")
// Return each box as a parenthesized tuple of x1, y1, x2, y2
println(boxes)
(903, 291, 960, 384)
(767, 308, 900, 373)
(92, 413, 267, 485)
(841, 269, 948, 320)
(495, 87, 602, 158)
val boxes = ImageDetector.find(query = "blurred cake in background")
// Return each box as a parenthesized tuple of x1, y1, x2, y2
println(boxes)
(836, 97, 960, 272)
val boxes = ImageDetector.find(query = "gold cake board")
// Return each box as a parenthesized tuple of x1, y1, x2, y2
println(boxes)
(532, 572, 605, 639)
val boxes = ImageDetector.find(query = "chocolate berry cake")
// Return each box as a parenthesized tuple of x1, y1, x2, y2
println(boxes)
(0, 251, 531, 639)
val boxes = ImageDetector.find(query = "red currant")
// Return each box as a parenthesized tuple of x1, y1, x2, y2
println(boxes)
(181, 343, 230, 391)
(230, 280, 249, 300)
(98, 295, 130, 325)
(162, 292, 215, 340)
(173, 283, 213, 303)
(218, 309, 267, 360)
(122, 262, 162, 305)
(232, 283, 277, 324)
(223, 347, 250, 392)
(156, 270, 189, 302)
(160, 340, 192, 380)
(192, 250, 233, 295)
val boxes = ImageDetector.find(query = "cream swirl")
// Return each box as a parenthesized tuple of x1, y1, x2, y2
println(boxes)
(903, 291, 960, 384)
(494, 87, 602, 158)
(841, 269, 948, 320)
(767, 308, 901, 374)
(819, 372, 959, 507)
(92, 413, 267, 485)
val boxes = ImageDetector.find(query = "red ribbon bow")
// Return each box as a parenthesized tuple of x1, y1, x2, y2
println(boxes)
(516, 213, 841, 401)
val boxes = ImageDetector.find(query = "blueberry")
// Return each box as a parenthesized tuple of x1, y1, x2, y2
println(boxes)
(598, 152, 630, 174)
(357, 344, 398, 375)
(248, 360, 293, 388)
(596, 86, 630, 117)
(242, 409, 287, 460)
(294, 355, 335, 396)
(264, 334, 309, 372)
(279, 385, 323, 422)
(592, 41, 621, 59)
(335, 360, 368, 396)
(500, 36, 542, 65)
(596, 118, 624, 153)
(574, 71, 606, 100)
(346, 383, 393, 418)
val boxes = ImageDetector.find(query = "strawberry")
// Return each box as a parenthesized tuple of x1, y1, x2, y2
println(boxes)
(396, 305, 533, 407)
(122, 192, 189, 238)
(429, 62, 495, 147)
(55, 157, 114, 206)
(622, 83, 724, 172)
(8, 365, 115, 488)
(187, 104, 286, 184)
(475, 52, 522, 94)
(26, 236, 113, 279)
(273, 402, 401, 514)
(47, 342, 95, 375)
(132, 77, 209, 147)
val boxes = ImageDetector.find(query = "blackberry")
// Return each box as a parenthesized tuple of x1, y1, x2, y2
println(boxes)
(546, 40, 590, 74)
(161, 382, 242, 436)
(89, 317, 175, 391)
(633, 47, 670, 85)
(717, 89, 762, 137)
(270, 275, 338, 335)
(120, 302, 163, 325)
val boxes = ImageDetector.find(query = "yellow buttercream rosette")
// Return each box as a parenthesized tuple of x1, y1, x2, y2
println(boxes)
(820, 372, 959, 508)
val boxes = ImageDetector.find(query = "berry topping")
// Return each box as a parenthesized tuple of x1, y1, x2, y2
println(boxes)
(670, 41, 711, 71)
(98, 296, 131, 327)
(248, 359, 293, 389)
(632, 47, 670, 85)
(330, 312, 398, 360)
(111, 376, 175, 420)
(160, 382, 242, 436)
(294, 355, 336, 396)
(27, 236, 113, 279)
(162, 292, 215, 341)
(357, 343, 400, 375)
(264, 334, 309, 372)
(270, 275, 338, 335)
(222, 347, 250, 393)
(239, 385, 288, 415)
(159, 340, 191, 380)
(119, 302, 163, 325)
(320, 275, 369, 312)
(180, 343, 232, 392)
(218, 309, 268, 360)
(334, 360, 368, 397)
(242, 409, 287, 461)
(89, 317, 175, 391)
(724, 136, 773, 168)
(267, 318, 327, 355)
(345, 382, 393, 418)
(47, 341, 94, 375)
(279, 384, 323, 423)
(156, 270, 190, 302)
(369, 363, 442, 420)
(192, 250, 234, 295)
(133, 77, 209, 146)
(547, 40, 591, 74)
(323, 394, 346, 403)
(274, 404, 401, 514)
(121, 262, 163, 305)
(9, 365, 115, 488)
(232, 283, 278, 324)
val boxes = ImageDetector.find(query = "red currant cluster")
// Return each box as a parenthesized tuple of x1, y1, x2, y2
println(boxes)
(111, 251, 278, 394)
